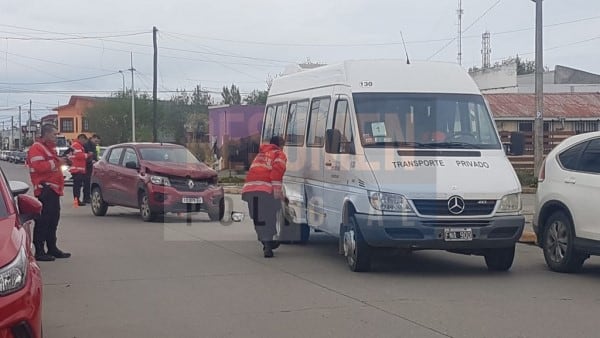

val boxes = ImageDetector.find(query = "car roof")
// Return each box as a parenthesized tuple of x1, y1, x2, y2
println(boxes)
(108, 142, 183, 149)
(549, 131, 600, 156)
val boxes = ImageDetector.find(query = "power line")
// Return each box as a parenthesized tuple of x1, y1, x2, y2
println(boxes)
(0, 31, 150, 41)
(0, 72, 120, 85)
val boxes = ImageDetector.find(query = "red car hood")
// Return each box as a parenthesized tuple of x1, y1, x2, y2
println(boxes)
(141, 161, 217, 179)
(0, 215, 21, 267)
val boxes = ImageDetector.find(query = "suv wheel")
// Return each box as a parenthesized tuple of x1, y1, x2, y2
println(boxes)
(91, 186, 108, 216)
(139, 190, 158, 222)
(543, 211, 585, 273)
(484, 246, 515, 271)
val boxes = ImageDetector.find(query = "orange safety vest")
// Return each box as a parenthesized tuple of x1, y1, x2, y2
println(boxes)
(68, 141, 88, 174)
(241, 144, 287, 195)
(26, 141, 65, 197)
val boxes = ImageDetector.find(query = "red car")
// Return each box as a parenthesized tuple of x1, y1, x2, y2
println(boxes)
(0, 172, 44, 338)
(90, 143, 225, 222)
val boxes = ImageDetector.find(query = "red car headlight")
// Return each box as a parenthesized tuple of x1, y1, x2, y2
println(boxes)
(0, 246, 28, 296)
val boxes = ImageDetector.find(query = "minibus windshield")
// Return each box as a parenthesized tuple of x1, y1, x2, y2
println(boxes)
(353, 93, 501, 149)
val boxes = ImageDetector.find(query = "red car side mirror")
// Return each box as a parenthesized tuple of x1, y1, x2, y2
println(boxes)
(17, 195, 42, 219)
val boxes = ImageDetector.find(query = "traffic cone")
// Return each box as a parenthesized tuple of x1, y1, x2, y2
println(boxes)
(73, 198, 79, 208)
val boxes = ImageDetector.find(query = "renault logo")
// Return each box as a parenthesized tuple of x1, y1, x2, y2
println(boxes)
(448, 196, 465, 215)
(187, 179, 195, 189)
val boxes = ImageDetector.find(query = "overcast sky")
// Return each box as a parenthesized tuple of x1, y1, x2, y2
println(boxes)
(1, 0, 599, 123)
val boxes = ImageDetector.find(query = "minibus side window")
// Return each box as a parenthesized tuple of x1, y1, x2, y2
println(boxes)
(262, 105, 276, 143)
(327, 99, 354, 154)
(306, 97, 331, 147)
(285, 100, 309, 146)
(262, 103, 288, 143)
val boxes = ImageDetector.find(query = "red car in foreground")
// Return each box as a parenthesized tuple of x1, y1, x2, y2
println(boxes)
(0, 171, 44, 338)
(90, 143, 225, 222)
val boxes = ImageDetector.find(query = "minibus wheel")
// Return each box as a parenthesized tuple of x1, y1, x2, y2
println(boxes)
(343, 216, 371, 272)
(484, 245, 515, 271)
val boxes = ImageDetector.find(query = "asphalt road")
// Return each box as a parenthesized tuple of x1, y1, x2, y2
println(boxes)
(2, 161, 599, 338)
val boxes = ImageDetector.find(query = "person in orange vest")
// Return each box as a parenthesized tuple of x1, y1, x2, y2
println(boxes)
(26, 124, 71, 261)
(68, 134, 91, 206)
(241, 135, 287, 258)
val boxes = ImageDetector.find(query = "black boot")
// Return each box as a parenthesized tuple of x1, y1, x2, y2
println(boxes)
(262, 241, 274, 258)
(34, 243, 55, 262)
(47, 237, 71, 259)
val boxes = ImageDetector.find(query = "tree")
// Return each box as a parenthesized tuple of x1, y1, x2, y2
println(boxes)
(244, 90, 268, 105)
(516, 55, 536, 75)
(221, 84, 241, 105)
(192, 85, 214, 106)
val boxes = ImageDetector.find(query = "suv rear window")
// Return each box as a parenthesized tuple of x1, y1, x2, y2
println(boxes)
(558, 141, 587, 170)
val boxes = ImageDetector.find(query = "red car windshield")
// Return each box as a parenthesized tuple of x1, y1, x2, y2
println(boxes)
(0, 170, 12, 219)
(139, 147, 200, 164)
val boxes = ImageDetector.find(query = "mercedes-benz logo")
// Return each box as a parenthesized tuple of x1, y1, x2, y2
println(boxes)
(187, 179, 195, 189)
(447, 196, 465, 215)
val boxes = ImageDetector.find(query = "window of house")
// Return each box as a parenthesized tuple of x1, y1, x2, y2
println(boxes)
(60, 118, 75, 133)
(82, 117, 91, 132)
(285, 100, 309, 146)
(306, 97, 331, 147)
(574, 121, 599, 134)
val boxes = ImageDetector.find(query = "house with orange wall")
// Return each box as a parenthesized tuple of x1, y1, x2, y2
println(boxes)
(52, 96, 96, 141)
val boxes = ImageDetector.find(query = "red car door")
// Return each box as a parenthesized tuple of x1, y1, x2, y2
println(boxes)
(117, 147, 141, 208)
(102, 147, 125, 204)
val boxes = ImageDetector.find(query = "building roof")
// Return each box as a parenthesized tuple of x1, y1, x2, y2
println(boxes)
(485, 93, 600, 120)
(52, 96, 98, 111)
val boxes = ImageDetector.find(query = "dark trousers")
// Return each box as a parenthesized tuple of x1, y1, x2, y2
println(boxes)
(242, 191, 281, 242)
(34, 186, 62, 254)
(72, 173, 85, 201)
(83, 169, 92, 202)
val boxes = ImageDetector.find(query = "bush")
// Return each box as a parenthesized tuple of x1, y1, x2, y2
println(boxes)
(516, 170, 538, 188)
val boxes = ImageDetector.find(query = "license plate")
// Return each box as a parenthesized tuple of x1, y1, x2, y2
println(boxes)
(444, 228, 473, 241)
(182, 197, 203, 204)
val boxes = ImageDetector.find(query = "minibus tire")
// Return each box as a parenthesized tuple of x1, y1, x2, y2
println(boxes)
(484, 245, 515, 271)
(344, 216, 371, 272)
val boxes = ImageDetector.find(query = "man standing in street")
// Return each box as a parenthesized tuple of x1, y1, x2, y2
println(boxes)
(241, 136, 287, 258)
(26, 124, 71, 261)
(83, 134, 100, 204)
(69, 134, 91, 206)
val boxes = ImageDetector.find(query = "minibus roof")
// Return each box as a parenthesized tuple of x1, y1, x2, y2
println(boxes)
(269, 59, 481, 97)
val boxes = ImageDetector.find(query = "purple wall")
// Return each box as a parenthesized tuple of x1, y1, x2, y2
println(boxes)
(209, 105, 265, 146)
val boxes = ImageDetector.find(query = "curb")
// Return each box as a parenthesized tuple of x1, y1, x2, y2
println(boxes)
(519, 231, 537, 245)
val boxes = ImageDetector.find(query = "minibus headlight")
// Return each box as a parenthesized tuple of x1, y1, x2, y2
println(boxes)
(368, 191, 414, 214)
(498, 193, 521, 213)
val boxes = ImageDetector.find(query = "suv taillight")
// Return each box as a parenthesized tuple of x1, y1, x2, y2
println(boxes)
(538, 159, 546, 182)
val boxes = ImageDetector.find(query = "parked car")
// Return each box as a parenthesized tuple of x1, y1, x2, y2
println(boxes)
(6, 152, 15, 163)
(62, 163, 73, 186)
(534, 131, 600, 273)
(0, 170, 44, 337)
(0, 151, 8, 161)
(90, 143, 225, 222)
(13, 151, 27, 164)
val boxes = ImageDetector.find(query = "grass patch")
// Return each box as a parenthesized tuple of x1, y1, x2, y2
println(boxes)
(516, 170, 538, 188)
(219, 176, 245, 184)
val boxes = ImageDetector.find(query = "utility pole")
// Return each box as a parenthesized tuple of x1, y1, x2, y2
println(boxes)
(18, 106, 22, 149)
(152, 26, 158, 143)
(457, 0, 463, 65)
(28, 100, 32, 142)
(10, 116, 14, 150)
(129, 52, 136, 142)
(533, 0, 544, 176)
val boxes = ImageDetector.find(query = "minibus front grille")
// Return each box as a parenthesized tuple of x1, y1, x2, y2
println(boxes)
(413, 199, 496, 216)
(421, 220, 491, 227)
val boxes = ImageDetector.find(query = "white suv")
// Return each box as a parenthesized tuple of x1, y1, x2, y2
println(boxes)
(534, 131, 600, 272)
